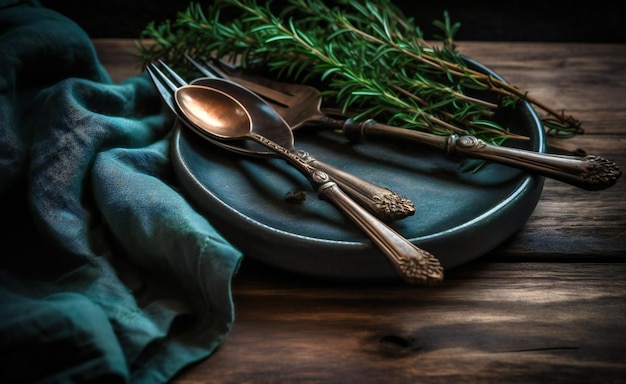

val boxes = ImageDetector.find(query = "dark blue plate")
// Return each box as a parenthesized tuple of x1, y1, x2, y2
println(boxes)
(170, 59, 545, 281)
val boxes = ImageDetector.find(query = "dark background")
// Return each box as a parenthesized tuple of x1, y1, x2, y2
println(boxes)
(38, 0, 624, 43)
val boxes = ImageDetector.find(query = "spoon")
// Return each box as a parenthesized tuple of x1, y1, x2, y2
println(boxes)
(175, 84, 444, 285)
(155, 61, 413, 222)
(178, 77, 415, 222)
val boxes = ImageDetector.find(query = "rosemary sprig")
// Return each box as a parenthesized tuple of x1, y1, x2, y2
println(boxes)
(136, 0, 583, 145)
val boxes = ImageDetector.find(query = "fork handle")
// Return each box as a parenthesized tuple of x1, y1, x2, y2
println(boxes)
(316, 180, 444, 285)
(343, 119, 622, 191)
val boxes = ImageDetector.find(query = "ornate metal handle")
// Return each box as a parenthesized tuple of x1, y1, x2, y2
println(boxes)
(248, 132, 444, 285)
(306, 158, 414, 221)
(316, 180, 443, 285)
(343, 119, 621, 191)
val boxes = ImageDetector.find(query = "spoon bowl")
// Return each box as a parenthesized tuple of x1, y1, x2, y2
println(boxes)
(177, 85, 252, 139)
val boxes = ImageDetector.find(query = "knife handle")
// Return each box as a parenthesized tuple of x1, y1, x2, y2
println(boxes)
(343, 119, 622, 191)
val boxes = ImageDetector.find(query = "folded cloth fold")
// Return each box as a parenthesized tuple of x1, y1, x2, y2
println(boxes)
(0, 1, 243, 383)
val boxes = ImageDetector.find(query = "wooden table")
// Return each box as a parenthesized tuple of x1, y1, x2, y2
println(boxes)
(95, 40, 626, 383)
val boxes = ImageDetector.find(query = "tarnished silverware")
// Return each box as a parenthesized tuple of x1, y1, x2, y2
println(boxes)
(174, 61, 416, 222)
(151, 66, 415, 222)
(191, 57, 621, 191)
(146, 61, 444, 285)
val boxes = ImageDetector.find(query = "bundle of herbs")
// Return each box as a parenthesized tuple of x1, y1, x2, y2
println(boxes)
(136, 0, 583, 149)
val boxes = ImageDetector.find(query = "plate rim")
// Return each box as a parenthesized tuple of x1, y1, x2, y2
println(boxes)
(169, 56, 546, 280)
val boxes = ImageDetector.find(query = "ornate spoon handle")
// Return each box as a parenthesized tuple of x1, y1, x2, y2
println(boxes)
(305, 158, 414, 221)
(343, 119, 621, 191)
(248, 132, 444, 285)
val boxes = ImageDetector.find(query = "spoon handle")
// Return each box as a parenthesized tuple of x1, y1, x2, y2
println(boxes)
(343, 119, 622, 191)
(305, 158, 415, 222)
(249, 133, 444, 285)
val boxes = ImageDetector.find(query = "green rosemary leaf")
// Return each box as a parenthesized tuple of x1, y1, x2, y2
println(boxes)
(321, 67, 341, 81)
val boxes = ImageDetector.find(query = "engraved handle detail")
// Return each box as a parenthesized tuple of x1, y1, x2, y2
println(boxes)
(308, 159, 415, 221)
(343, 119, 621, 191)
(249, 130, 414, 221)
(450, 135, 622, 190)
(248, 132, 444, 285)
(317, 181, 444, 285)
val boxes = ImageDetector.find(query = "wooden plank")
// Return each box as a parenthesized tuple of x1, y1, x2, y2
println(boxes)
(456, 42, 626, 135)
(94, 38, 144, 83)
(173, 262, 626, 383)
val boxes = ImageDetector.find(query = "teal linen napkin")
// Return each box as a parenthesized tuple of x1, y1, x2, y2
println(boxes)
(0, 1, 243, 383)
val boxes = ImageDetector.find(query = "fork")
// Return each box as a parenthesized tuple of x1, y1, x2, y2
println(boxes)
(146, 61, 444, 285)
(189, 56, 621, 191)
(187, 56, 343, 130)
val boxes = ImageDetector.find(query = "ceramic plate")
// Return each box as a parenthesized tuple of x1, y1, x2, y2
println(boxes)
(170, 58, 546, 281)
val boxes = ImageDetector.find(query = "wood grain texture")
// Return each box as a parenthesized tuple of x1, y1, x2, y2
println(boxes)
(174, 262, 626, 384)
(94, 40, 626, 383)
